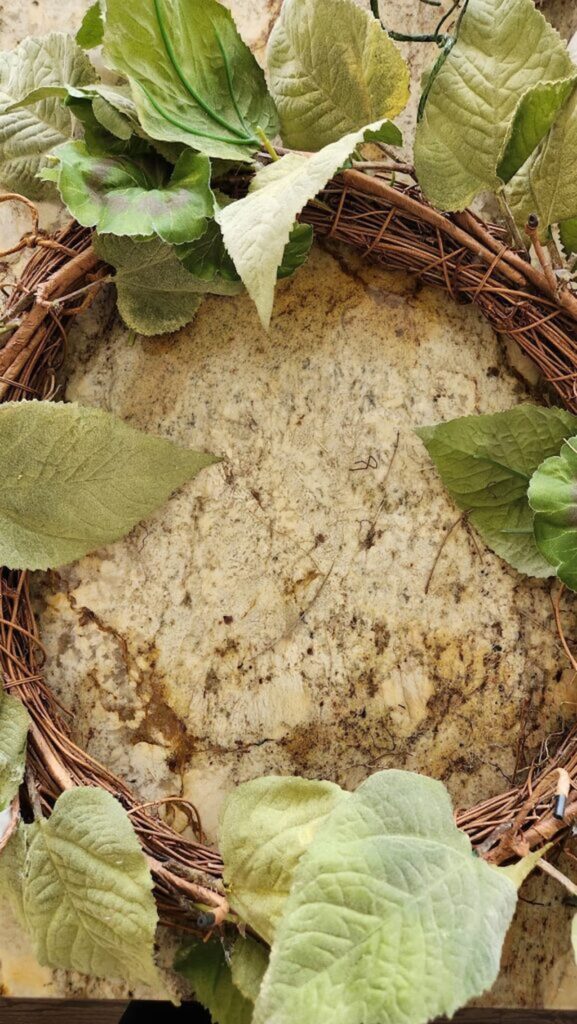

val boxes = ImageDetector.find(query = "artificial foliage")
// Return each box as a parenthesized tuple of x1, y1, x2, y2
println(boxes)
(0, 0, 576, 1021)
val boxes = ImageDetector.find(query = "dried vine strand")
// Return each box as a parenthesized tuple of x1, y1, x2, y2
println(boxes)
(3, 165, 577, 928)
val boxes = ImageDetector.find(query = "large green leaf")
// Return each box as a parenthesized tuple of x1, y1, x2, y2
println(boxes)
(0, 693, 30, 812)
(175, 939, 254, 1024)
(253, 770, 517, 1024)
(219, 775, 346, 944)
(414, 0, 574, 210)
(103, 0, 278, 161)
(95, 234, 243, 335)
(528, 436, 577, 591)
(506, 87, 577, 238)
(417, 405, 577, 577)
(0, 33, 96, 197)
(217, 119, 400, 328)
(0, 400, 218, 571)
(21, 787, 159, 985)
(41, 141, 213, 244)
(266, 0, 409, 151)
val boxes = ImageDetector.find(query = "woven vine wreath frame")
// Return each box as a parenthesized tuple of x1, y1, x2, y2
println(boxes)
(3, 163, 577, 935)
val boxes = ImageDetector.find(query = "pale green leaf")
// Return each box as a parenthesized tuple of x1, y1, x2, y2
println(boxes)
(0, 822, 27, 925)
(0, 33, 96, 197)
(95, 234, 243, 335)
(0, 694, 30, 812)
(417, 404, 577, 577)
(560, 218, 577, 254)
(506, 87, 577, 238)
(22, 787, 159, 985)
(177, 219, 313, 284)
(76, 2, 104, 50)
(528, 435, 577, 591)
(41, 141, 213, 244)
(0, 400, 218, 570)
(219, 775, 346, 944)
(103, 0, 278, 161)
(414, 0, 574, 210)
(266, 0, 409, 151)
(175, 939, 253, 1024)
(496, 845, 551, 888)
(253, 770, 517, 1024)
(217, 120, 393, 327)
(498, 76, 577, 183)
(231, 936, 269, 1005)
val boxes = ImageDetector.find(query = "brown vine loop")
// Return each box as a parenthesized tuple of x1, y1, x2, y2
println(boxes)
(2, 172, 577, 932)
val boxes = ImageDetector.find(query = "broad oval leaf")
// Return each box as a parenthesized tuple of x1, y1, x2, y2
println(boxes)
(22, 787, 159, 985)
(217, 119, 400, 328)
(253, 770, 517, 1024)
(417, 404, 577, 577)
(41, 141, 213, 244)
(414, 0, 574, 210)
(175, 939, 254, 1024)
(0, 33, 96, 198)
(0, 400, 218, 570)
(0, 693, 30, 812)
(266, 0, 409, 151)
(219, 775, 346, 944)
(506, 86, 577, 238)
(103, 0, 278, 161)
(528, 436, 577, 591)
(95, 234, 243, 335)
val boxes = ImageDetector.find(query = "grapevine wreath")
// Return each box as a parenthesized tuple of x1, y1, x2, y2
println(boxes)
(1, 0, 577, 1019)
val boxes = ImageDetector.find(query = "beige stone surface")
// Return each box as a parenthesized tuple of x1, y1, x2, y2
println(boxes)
(2, 0, 577, 1009)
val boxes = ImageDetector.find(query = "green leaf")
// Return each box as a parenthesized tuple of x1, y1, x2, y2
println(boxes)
(277, 223, 314, 280)
(175, 939, 254, 1024)
(103, 0, 278, 161)
(21, 787, 159, 985)
(177, 219, 314, 284)
(560, 218, 577, 254)
(231, 937, 269, 1004)
(528, 435, 577, 591)
(506, 87, 577, 238)
(0, 693, 30, 812)
(498, 77, 577, 183)
(266, 0, 409, 151)
(417, 404, 577, 577)
(95, 234, 243, 335)
(219, 775, 346, 944)
(253, 770, 517, 1024)
(0, 400, 218, 571)
(41, 141, 213, 244)
(76, 2, 104, 49)
(217, 120, 394, 328)
(414, 0, 574, 210)
(0, 33, 96, 198)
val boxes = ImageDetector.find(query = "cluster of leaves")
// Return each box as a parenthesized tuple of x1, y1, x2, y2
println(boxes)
(0, 0, 410, 334)
(418, 404, 577, 590)
(414, 0, 577, 253)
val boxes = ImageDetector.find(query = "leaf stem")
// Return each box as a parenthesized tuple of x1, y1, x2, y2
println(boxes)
(257, 127, 280, 162)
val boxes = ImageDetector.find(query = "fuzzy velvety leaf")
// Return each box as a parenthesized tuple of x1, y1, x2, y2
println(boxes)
(0, 33, 96, 197)
(103, 0, 278, 161)
(21, 787, 159, 985)
(220, 775, 346, 944)
(76, 2, 104, 49)
(253, 770, 517, 1024)
(0, 400, 218, 570)
(528, 436, 577, 591)
(266, 0, 408, 150)
(417, 405, 577, 577)
(507, 87, 577, 238)
(41, 141, 213, 244)
(231, 937, 269, 1005)
(95, 234, 243, 334)
(175, 940, 253, 1024)
(414, 0, 574, 210)
(0, 693, 30, 812)
(217, 120, 394, 328)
